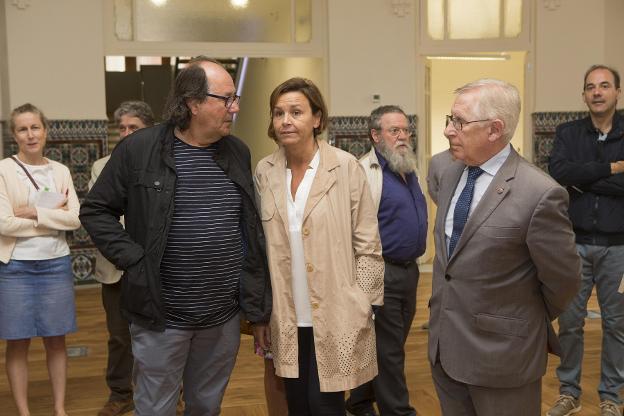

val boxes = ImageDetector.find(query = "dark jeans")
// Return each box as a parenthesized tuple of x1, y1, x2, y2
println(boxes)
(102, 281, 133, 401)
(347, 262, 419, 416)
(283, 327, 345, 416)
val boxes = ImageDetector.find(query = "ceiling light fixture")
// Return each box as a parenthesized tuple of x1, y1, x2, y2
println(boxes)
(230, 0, 249, 9)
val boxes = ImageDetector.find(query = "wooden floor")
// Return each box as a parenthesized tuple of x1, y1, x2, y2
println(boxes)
(0, 272, 606, 415)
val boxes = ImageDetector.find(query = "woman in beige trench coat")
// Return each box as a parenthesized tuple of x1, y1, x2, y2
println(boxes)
(252, 77, 385, 415)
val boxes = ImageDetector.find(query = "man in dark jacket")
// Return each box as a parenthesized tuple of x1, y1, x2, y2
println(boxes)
(80, 57, 271, 416)
(548, 64, 624, 416)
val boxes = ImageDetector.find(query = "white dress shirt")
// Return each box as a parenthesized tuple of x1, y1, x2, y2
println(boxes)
(445, 144, 511, 250)
(286, 150, 320, 327)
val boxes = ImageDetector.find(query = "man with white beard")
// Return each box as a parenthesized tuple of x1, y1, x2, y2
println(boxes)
(346, 106, 428, 416)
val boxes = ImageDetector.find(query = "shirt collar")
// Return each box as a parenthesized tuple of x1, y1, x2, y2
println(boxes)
(374, 148, 388, 170)
(286, 148, 320, 171)
(583, 111, 624, 136)
(310, 148, 321, 170)
(477, 143, 511, 177)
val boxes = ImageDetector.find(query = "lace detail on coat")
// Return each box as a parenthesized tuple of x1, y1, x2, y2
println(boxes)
(316, 320, 377, 379)
(271, 320, 298, 366)
(355, 254, 384, 297)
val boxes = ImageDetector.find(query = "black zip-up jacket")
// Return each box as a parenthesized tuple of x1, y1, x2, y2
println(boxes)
(80, 123, 271, 331)
(549, 111, 624, 245)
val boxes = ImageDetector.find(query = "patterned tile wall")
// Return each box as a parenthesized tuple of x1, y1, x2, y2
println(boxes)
(328, 115, 418, 159)
(2, 119, 108, 284)
(532, 110, 624, 172)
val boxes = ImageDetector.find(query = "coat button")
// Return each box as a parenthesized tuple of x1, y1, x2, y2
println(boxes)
(311, 302, 319, 310)
(302, 228, 310, 237)
(445, 274, 451, 281)
(306, 263, 314, 273)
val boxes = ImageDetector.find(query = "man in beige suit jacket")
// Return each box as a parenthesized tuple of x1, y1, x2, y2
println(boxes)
(90, 101, 154, 416)
(428, 79, 581, 416)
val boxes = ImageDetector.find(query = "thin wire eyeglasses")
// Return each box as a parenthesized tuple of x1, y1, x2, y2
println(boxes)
(206, 92, 241, 109)
(384, 127, 414, 138)
(446, 114, 490, 131)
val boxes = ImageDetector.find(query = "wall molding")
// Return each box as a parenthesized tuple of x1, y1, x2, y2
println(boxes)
(543, 0, 562, 11)
(390, 0, 411, 17)
(11, 0, 31, 10)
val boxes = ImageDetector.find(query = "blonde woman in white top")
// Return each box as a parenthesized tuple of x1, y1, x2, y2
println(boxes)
(0, 103, 81, 416)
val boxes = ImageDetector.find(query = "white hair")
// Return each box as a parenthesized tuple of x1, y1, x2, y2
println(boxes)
(454, 79, 521, 143)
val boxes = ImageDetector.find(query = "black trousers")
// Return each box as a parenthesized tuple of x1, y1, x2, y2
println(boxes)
(347, 262, 419, 416)
(283, 327, 345, 416)
(101, 281, 134, 401)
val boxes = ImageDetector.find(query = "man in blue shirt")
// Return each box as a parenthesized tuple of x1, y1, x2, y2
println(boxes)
(347, 105, 427, 416)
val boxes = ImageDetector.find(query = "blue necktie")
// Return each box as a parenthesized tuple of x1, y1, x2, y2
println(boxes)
(448, 166, 484, 257)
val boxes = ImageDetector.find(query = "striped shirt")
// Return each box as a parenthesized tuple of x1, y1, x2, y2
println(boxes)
(160, 137, 244, 330)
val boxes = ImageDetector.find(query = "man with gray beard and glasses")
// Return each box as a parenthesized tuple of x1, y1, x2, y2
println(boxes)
(346, 105, 428, 416)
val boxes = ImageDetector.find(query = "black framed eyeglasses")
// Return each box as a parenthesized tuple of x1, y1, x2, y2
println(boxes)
(206, 92, 241, 109)
(446, 114, 490, 131)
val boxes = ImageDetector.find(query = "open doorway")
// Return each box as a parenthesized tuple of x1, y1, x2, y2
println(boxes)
(420, 51, 527, 265)
(427, 51, 527, 158)
(103, 55, 325, 165)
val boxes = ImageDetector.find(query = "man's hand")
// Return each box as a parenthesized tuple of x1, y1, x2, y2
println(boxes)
(252, 323, 271, 351)
(14, 206, 37, 220)
(610, 161, 624, 174)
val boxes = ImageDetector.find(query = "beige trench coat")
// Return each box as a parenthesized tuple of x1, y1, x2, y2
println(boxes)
(254, 140, 384, 392)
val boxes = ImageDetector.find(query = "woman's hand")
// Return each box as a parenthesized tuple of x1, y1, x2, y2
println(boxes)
(57, 189, 69, 210)
(14, 206, 37, 220)
(252, 323, 271, 351)
(57, 197, 69, 210)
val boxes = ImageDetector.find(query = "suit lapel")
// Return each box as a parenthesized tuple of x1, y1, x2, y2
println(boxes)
(265, 148, 290, 232)
(303, 140, 337, 223)
(449, 149, 519, 262)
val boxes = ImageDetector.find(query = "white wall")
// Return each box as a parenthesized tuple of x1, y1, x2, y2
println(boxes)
(534, 0, 606, 111)
(3, 0, 106, 119)
(327, 0, 417, 115)
(0, 2, 9, 121)
(605, 0, 624, 84)
(231, 57, 326, 167)
(0, 0, 622, 125)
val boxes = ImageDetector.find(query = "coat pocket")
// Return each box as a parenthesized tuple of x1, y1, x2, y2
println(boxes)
(475, 313, 528, 338)
(122, 258, 147, 287)
(479, 226, 521, 239)
(120, 259, 153, 321)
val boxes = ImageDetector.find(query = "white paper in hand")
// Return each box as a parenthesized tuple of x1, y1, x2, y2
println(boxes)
(34, 190, 66, 209)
